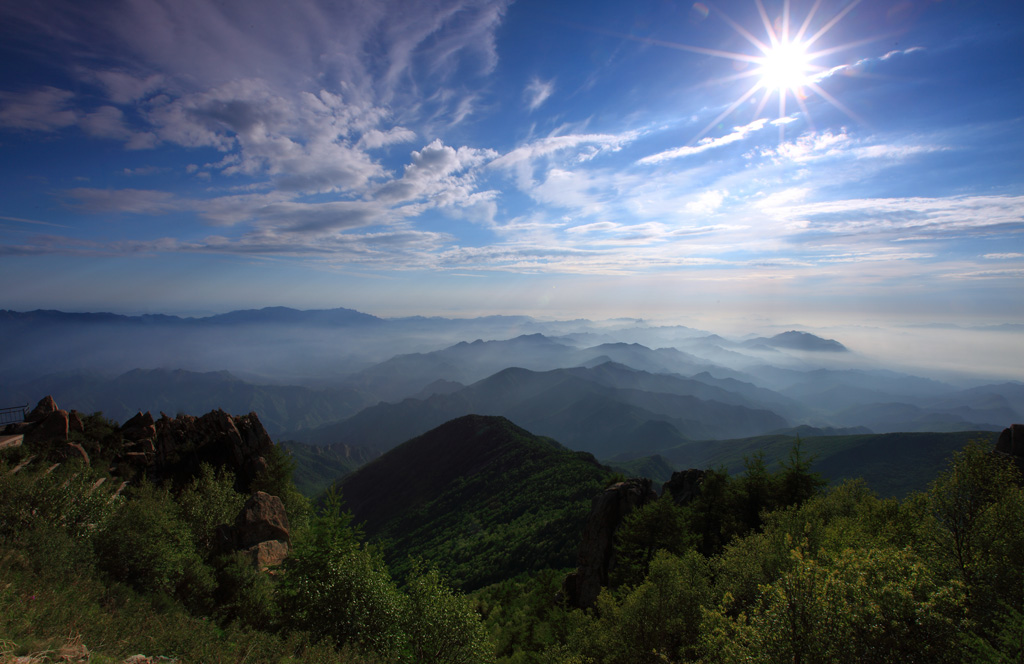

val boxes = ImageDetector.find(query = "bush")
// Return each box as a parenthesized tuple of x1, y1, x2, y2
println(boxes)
(403, 563, 493, 664)
(95, 480, 214, 607)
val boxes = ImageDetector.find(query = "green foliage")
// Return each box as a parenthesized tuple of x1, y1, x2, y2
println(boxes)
(177, 462, 246, 556)
(95, 480, 214, 607)
(776, 438, 827, 507)
(3, 408, 1021, 664)
(349, 417, 614, 590)
(917, 441, 1024, 630)
(612, 493, 693, 586)
(213, 549, 281, 629)
(0, 460, 118, 543)
(587, 550, 712, 664)
(680, 441, 827, 558)
(403, 562, 493, 664)
(282, 439, 372, 498)
(71, 411, 123, 460)
(280, 490, 404, 656)
(473, 570, 580, 663)
(702, 544, 967, 664)
(253, 442, 313, 536)
(966, 599, 1024, 663)
(660, 430, 1000, 498)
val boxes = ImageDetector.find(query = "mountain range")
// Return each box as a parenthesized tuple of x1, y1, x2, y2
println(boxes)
(2, 306, 1019, 477)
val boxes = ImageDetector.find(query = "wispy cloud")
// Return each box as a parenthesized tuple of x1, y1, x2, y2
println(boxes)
(811, 46, 926, 84)
(490, 132, 638, 169)
(0, 215, 72, 229)
(0, 87, 77, 131)
(0, 0, 512, 197)
(637, 119, 768, 165)
(524, 77, 555, 111)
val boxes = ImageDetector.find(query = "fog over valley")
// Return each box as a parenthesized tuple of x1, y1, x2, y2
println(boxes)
(3, 306, 1019, 475)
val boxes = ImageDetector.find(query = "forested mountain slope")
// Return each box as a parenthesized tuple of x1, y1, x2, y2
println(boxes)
(337, 414, 614, 589)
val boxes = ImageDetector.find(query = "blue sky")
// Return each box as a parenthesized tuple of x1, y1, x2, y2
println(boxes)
(1, 0, 1022, 326)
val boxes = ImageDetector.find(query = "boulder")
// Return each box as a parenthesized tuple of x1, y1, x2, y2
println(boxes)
(243, 539, 290, 569)
(996, 424, 1024, 458)
(235, 491, 290, 547)
(26, 395, 59, 422)
(122, 411, 157, 442)
(23, 409, 69, 446)
(562, 478, 656, 609)
(216, 491, 291, 569)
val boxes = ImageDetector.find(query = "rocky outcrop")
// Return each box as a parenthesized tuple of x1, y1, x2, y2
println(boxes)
(217, 491, 291, 569)
(995, 424, 1024, 474)
(26, 395, 59, 422)
(996, 424, 1024, 458)
(3, 396, 276, 493)
(662, 468, 706, 505)
(562, 478, 657, 609)
(3, 396, 84, 463)
(118, 409, 274, 490)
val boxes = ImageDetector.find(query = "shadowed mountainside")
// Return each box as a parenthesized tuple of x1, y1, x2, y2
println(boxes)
(337, 414, 614, 590)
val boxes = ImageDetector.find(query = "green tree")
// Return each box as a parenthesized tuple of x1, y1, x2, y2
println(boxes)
(280, 489, 405, 657)
(702, 543, 967, 664)
(96, 480, 214, 606)
(685, 468, 733, 556)
(612, 494, 694, 586)
(919, 441, 1024, 630)
(587, 550, 712, 664)
(177, 463, 245, 556)
(403, 562, 493, 664)
(734, 451, 774, 534)
(967, 599, 1024, 663)
(775, 438, 826, 508)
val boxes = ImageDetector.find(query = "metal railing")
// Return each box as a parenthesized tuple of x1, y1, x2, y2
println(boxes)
(0, 404, 29, 427)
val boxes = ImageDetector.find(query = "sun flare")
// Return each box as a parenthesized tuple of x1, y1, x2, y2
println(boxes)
(757, 39, 813, 93)
(650, 0, 867, 143)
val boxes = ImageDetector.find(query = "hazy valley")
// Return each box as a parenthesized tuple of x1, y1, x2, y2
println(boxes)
(3, 306, 1019, 494)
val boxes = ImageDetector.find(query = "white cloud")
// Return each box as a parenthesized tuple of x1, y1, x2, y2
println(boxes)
(984, 253, 1024, 260)
(0, 87, 77, 131)
(566, 222, 620, 234)
(490, 132, 638, 169)
(0, 0, 513, 198)
(637, 119, 768, 165)
(811, 46, 925, 84)
(686, 189, 727, 215)
(524, 77, 555, 111)
(87, 70, 164, 104)
(358, 127, 418, 149)
(761, 194, 1024, 242)
(79, 105, 159, 150)
(374, 139, 497, 207)
(758, 188, 810, 209)
(66, 188, 181, 215)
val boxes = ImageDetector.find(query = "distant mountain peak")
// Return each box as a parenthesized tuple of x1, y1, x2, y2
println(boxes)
(744, 330, 848, 352)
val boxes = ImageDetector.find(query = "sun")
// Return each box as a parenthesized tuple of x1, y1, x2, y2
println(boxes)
(757, 39, 813, 93)
(645, 0, 868, 142)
